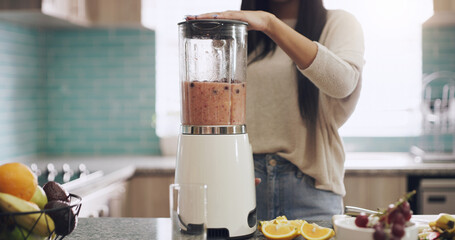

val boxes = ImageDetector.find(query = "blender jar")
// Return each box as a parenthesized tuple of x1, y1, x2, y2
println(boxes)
(178, 19, 248, 126)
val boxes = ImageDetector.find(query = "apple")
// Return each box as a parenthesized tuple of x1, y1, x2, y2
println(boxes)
(30, 186, 48, 210)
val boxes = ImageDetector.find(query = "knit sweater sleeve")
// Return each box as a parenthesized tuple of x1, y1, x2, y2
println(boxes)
(298, 10, 365, 99)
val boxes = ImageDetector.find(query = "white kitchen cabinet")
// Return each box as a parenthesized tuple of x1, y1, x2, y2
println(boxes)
(124, 174, 175, 218)
(343, 175, 407, 211)
(77, 181, 128, 218)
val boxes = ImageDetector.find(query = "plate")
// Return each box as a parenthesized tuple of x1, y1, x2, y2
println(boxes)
(332, 215, 418, 240)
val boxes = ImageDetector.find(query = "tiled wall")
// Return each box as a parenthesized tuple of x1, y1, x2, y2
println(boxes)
(420, 15, 455, 152)
(422, 26, 455, 74)
(46, 29, 159, 155)
(0, 21, 160, 160)
(0, 22, 46, 160)
(422, 21, 455, 95)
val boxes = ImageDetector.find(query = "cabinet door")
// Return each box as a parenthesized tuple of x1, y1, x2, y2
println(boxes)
(343, 175, 407, 210)
(125, 174, 174, 218)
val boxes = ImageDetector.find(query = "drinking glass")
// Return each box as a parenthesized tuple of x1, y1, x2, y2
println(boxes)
(169, 183, 208, 240)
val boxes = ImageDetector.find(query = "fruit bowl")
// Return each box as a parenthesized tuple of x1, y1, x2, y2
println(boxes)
(0, 193, 82, 240)
(333, 215, 418, 240)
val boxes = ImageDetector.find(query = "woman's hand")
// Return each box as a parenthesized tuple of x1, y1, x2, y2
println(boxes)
(186, 10, 274, 33)
(187, 10, 317, 69)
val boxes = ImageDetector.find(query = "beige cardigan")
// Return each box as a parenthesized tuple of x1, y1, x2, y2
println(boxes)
(246, 10, 365, 196)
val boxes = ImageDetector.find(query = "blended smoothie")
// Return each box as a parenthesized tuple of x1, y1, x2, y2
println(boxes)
(182, 80, 246, 125)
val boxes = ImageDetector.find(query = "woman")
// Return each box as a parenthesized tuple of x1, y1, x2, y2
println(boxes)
(187, 0, 364, 221)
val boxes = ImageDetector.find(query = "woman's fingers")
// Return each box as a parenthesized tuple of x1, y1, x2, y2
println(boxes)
(255, 178, 261, 186)
(185, 11, 270, 32)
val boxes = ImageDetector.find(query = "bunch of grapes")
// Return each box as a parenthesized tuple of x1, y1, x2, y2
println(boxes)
(355, 191, 415, 240)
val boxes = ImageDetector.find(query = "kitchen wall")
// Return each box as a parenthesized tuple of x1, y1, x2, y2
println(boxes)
(0, 22, 47, 160)
(45, 28, 158, 155)
(0, 20, 160, 160)
(422, 3, 455, 75)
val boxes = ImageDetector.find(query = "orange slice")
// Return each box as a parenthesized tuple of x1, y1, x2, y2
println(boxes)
(300, 222, 334, 240)
(261, 222, 299, 240)
(289, 219, 306, 234)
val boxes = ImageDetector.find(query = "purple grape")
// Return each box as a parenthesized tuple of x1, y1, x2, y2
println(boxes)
(392, 223, 405, 238)
(393, 212, 406, 225)
(388, 209, 398, 224)
(373, 229, 387, 240)
(400, 201, 411, 212)
(355, 212, 369, 228)
(373, 222, 383, 231)
(403, 209, 413, 221)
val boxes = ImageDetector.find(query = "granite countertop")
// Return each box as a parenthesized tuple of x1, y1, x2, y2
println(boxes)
(65, 215, 439, 240)
(65, 217, 333, 240)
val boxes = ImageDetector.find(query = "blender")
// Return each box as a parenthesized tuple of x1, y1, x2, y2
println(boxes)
(175, 19, 257, 238)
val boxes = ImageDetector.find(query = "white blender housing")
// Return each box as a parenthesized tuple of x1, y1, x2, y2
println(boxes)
(175, 20, 257, 239)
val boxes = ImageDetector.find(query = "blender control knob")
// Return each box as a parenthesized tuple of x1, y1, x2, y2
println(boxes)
(78, 163, 89, 177)
(46, 163, 57, 182)
(62, 163, 74, 183)
(30, 163, 42, 177)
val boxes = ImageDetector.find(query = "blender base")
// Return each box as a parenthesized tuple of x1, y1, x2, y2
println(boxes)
(175, 133, 257, 238)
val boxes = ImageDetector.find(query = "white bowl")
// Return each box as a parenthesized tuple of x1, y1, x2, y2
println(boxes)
(333, 215, 418, 240)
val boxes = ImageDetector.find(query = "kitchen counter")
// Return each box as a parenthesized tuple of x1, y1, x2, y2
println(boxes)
(16, 152, 455, 182)
(10, 152, 455, 207)
(344, 152, 455, 175)
(65, 215, 438, 240)
(65, 217, 333, 240)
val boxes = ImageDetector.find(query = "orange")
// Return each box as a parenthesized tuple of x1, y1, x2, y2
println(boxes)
(261, 221, 299, 240)
(288, 219, 306, 234)
(300, 222, 334, 240)
(0, 162, 37, 201)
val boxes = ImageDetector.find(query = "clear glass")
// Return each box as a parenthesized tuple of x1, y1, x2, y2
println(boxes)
(169, 183, 208, 240)
(179, 20, 247, 126)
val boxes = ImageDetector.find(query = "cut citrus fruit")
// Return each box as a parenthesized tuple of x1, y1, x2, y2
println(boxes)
(289, 219, 307, 234)
(261, 222, 299, 240)
(300, 222, 334, 240)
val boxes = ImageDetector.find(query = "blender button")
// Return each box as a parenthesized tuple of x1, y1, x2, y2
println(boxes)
(269, 159, 277, 166)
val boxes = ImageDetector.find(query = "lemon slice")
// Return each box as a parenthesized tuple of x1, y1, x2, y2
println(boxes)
(261, 222, 299, 240)
(300, 222, 334, 240)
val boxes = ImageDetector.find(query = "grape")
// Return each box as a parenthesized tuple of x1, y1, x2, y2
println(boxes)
(355, 212, 369, 228)
(403, 209, 412, 221)
(387, 203, 395, 212)
(387, 209, 398, 224)
(400, 201, 410, 212)
(391, 223, 405, 238)
(373, 222, 384, 230)
(389, 236, 401, 240)
(373, 229, 387, 240)
(393, 212, 406, 225)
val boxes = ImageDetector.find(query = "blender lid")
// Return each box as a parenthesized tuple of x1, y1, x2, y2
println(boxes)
(178, 19, 248, 39)
(178, 19, 248, 26)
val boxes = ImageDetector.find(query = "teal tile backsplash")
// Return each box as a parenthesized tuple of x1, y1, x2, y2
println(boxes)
(422, 26, 455, 74)
(0, 22, 46, 160)
(46, 29, 158, 155)
(0, 21, 159, 160)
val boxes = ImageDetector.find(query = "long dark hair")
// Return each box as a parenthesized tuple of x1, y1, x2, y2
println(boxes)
(241, 0, 327, 127)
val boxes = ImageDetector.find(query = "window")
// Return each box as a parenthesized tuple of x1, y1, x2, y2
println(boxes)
(152, 0, 434, 138)
(324, 0, 433, 136)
